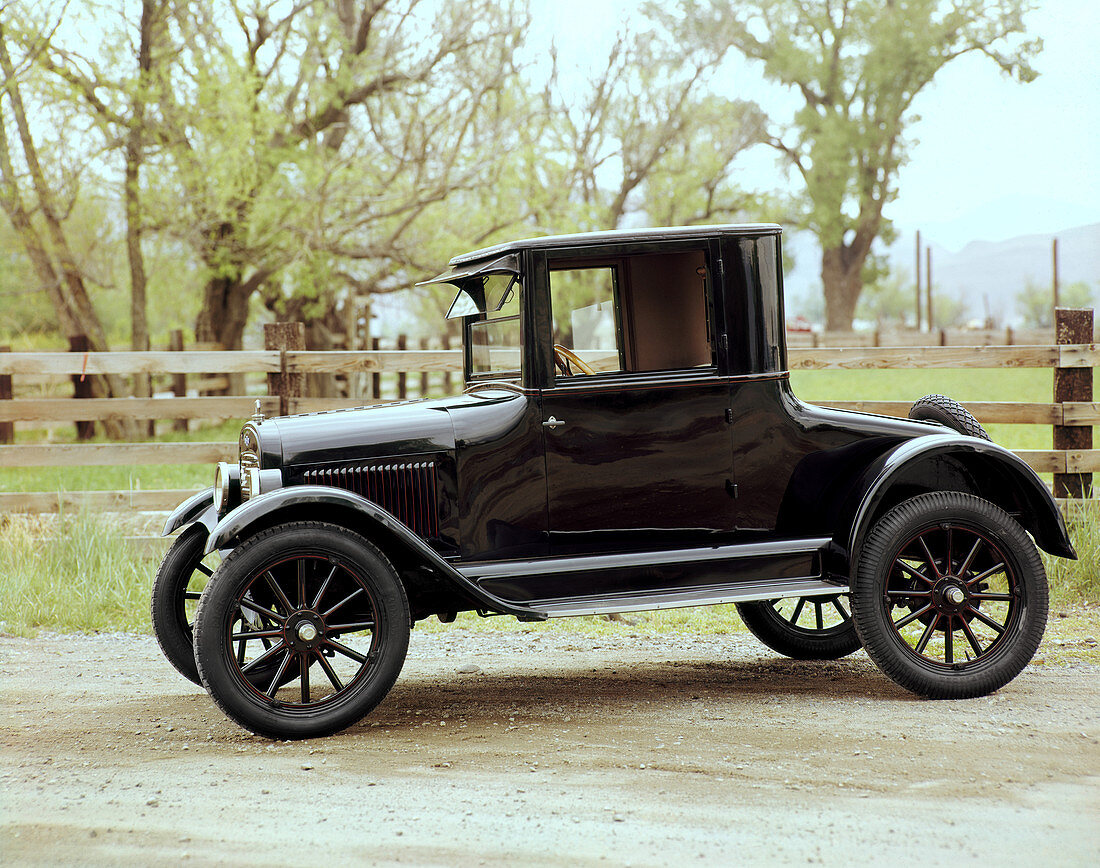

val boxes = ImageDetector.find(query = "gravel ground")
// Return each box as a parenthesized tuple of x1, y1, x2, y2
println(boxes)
(2, 628, 1098, 866)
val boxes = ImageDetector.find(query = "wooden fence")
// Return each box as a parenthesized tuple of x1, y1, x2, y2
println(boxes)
(785, 326, 1067, 348)
(1, 313, 1095, 517)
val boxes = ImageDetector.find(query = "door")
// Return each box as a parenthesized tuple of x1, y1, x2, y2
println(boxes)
(538, 245, 737, 567)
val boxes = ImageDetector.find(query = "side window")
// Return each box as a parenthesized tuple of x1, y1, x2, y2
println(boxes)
(549, 249, 714, 378)
(550, 267, 624, 376)
(467, 274, 522, 377)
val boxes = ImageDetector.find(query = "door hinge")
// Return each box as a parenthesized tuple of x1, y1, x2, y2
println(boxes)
(725, 480, 738, 498)
(724, 408, 734, 424)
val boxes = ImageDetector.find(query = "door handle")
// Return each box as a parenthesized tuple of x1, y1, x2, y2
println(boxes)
(543, 416, 566, 429)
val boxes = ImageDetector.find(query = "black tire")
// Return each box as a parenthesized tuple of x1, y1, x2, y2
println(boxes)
(736, 595, 861, 659)
(909, 394, 991, 440)
(151, 523, 216, 684)
(193, 521, 409, 739)
(852, 492, 1047, 699)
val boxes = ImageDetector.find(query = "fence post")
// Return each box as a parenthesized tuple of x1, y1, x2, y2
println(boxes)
(69, 334, 94, 440)
(419, 337, 430, 398)
(442, 333, 453, 394)
(169, 329, 188, 432)
(397, 333, 407, 400)
(0, 346, 12, 445)
(1053, 307, 1094, 499)
(265, 322, 305, 417)
(371, 337, 381, 400)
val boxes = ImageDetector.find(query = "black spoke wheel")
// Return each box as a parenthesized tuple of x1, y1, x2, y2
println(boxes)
(151, 524, 218, 684)
(736, 594, 861, 659)
(193, 522, 409, 739)
(853, 492, 1047, 699)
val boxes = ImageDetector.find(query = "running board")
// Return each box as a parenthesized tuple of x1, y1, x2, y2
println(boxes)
(454, 536, 844, 618)
(529, 577, 849, 619)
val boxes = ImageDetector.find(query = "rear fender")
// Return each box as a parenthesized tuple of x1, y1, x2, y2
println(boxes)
(162, 487, 218, 537)
(844, 435, 1076, 569)
(204, 485, 545, 620)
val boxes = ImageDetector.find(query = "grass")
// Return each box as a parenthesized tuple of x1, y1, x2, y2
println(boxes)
(791, 367, 1056, 450)
(0, 512, 159, 636)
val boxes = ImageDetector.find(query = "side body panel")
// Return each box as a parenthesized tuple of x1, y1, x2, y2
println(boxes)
(540, 374, 737, 557)
(447, 391, 549, 561)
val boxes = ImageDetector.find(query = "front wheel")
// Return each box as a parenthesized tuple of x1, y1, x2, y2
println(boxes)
(193, 522, 410, 739)
(852, 492, 1047, 699)
(736, 595, 861, 659)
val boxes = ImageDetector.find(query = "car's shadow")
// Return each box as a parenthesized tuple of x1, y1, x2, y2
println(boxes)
(359, 653, 914, 728)
(120, 653, 915, 744)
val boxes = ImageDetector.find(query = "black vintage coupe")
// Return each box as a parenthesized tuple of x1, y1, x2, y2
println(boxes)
(153, 224, 1075, 739)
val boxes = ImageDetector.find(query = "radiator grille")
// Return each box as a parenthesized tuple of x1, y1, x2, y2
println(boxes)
(302, 461, 439, 539)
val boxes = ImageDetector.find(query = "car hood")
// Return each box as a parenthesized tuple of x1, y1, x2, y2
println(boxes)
(268, 388, 528, 469)
(270, 396, 460, 469)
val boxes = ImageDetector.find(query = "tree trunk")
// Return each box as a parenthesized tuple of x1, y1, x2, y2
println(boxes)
(125, 0, 160, 434)
(821, 244, 868, 332)
(0, 28, 137, 438)
(195, 272, 253, 395)
(304, 313, 343, 399)
(195, 273, 253, 350)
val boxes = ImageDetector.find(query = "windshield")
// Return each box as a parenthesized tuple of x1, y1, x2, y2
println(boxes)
(466, 274, 522, 377)
(446, 272, 519, 319)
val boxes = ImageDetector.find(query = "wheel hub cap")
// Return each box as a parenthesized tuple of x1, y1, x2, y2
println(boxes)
(932, 578, 969, 615)
(285, 611, 325, 651)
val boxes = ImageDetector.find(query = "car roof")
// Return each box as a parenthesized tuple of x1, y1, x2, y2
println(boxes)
(448, 223, 782, 266)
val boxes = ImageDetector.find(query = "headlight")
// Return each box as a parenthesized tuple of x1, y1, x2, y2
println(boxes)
(213, 461, 240, 514)
(241, 465, 260, 502)
(241, 465, 281, 502)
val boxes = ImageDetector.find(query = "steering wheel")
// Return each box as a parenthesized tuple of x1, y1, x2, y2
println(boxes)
(553, 344, 596, 377)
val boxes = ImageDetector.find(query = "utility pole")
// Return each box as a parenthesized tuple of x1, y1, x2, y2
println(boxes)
(925, 246, 933, 331)
(1052, 237, 1060, 324)
(915, 230, 923, 331)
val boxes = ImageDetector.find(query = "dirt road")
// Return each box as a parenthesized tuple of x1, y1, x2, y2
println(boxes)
(2, 628, 1098, 866)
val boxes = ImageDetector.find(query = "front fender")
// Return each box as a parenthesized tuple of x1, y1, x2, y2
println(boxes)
(846, 434, 1076, 565)
(204, 486, 546, 621)
(162, 487, 218, 537)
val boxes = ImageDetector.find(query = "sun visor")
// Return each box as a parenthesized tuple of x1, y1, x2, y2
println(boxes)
(415, 253, 520, 289)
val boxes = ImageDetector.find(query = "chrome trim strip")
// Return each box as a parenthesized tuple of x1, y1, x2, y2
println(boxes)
(531, 578, 847, 618)
(458, 537, 832, 581)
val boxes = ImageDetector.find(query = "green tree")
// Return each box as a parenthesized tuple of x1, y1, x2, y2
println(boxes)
(930, 292, 968, 329)
(664, 0, 1041, 330)
(151, 0, 528, 352)
(856, 267, 915, 328)
(1016, 279, 1094, 328)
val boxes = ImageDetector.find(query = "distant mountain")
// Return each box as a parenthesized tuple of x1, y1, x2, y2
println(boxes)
(782, 222, 1100, 326)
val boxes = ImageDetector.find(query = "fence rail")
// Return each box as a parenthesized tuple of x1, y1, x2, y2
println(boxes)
(5, 345, 1100, 380)
(1, 321, 1094, 513)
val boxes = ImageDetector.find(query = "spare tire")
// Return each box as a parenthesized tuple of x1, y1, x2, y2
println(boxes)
(908, 394, 991, 440)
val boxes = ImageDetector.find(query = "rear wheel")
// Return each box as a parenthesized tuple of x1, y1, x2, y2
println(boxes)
(737, 595, 861, 659)
(852, 492, 1047, 699)
(193, 522, 409, 739)
(151, 524, 216, 684)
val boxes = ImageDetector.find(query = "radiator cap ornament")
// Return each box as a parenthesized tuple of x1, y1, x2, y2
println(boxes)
(251, 399, 265, 423)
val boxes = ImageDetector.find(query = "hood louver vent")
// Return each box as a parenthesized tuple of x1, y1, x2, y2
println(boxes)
(303, 461, 439, 540)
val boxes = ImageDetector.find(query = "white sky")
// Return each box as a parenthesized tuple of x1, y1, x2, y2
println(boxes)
(527, 0, 1100, 252)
